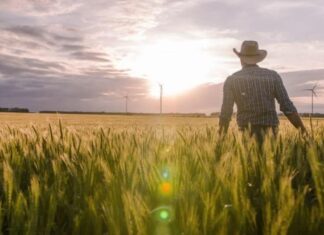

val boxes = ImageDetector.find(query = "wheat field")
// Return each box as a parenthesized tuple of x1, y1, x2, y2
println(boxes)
(0, 113, 323, 235)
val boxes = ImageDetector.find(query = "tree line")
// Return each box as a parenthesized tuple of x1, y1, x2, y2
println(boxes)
(0, 107, 29, 113)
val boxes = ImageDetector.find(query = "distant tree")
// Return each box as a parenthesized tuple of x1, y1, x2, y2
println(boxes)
(0, 107, 9, 112)
(210, 112, 220, 117)
(9, 107, 29, 113)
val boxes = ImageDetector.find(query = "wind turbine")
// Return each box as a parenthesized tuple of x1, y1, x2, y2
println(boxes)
(304, 84, 319, 134)
(304, 84, 318, 116)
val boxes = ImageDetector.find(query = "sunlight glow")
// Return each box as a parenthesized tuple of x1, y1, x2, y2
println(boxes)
(124, 40, 215, 97)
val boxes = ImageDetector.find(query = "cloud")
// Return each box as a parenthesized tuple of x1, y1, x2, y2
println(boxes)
(0, 52, 150, 111)
(154, 0, 324, 42)
(70, 51, 110, 62)
(5, 25, 46, 40)
(0, 0, 83, 16)
(259, 1, 316, 12)
(0, 54, 65, 77)
(3, 25, 83, 46)
(61, 44, 87, 51)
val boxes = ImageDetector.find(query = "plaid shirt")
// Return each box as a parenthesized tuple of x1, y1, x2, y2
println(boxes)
(220, 65, 297, 127)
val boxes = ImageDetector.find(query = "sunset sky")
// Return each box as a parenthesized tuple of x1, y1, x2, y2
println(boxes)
(0, 0, 323, 113)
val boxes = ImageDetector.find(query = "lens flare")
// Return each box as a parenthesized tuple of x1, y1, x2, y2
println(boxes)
(160, 182, 172, 195)
(151, 206, 173, 223)
(162, 170, 170, 179)
(159, 209, 170, 221)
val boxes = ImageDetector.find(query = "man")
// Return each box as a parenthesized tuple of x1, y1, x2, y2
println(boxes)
(219, 40, 306, 141)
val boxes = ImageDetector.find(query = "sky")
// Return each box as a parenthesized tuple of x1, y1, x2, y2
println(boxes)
(0, 0, 323, 113)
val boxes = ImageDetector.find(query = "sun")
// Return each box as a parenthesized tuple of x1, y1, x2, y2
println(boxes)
(122, 39, 214, 97)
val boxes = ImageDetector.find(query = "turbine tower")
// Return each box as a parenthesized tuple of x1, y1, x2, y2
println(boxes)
(159, 84, 163, 114)
(304, 84, 318, 116)
(304, 84, 319, 134)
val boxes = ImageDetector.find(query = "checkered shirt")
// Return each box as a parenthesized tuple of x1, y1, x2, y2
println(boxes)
(219, 65, 297, 127)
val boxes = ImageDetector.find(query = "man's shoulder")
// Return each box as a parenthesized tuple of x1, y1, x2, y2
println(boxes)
(258, 67, 280, 76)
(230, 66, 280, 78)
(227, 69, 244, 79)
(259, 68, 282, 82)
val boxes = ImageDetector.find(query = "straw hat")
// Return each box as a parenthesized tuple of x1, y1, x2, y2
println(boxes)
(233, 41, 267, 64)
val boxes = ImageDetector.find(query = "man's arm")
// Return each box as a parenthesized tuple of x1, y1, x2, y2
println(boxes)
(274, 73, 306, 133)
(219, 77, 235, 134)
(285, 112, 307, 133)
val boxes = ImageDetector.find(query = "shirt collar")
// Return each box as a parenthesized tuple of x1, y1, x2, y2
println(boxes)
(243, 64, 259, 69)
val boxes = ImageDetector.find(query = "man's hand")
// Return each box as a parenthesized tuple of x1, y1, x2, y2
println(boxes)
(285, 112, 308, 135)
(218, 119, 230, 136)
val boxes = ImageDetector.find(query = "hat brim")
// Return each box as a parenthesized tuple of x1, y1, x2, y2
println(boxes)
(233, 48, 267, 64)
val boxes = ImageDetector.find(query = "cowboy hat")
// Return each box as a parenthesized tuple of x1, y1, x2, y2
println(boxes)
(233, 41, 267, 64)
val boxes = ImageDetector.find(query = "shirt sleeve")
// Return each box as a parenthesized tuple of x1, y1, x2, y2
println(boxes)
(274, 73, 297, 115)
(219, 76, 235, 124)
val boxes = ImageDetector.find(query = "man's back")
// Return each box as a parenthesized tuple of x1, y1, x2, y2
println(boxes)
(220, 65, 297, 128)
(219, 40, 306, 136)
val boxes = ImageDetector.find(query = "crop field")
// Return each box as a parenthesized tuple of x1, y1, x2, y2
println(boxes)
(0, 113, 324, 235)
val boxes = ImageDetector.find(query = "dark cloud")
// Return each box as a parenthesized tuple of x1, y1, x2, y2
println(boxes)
(3, 25, 83, 47)
(53, 34, 83, 43)
(61, 44, 88, 51)
(22, 57, 66, 71)
(5, 25, 46, 40)
(70, 51, 110, 62)
(0, 75, 150, 112)
(82, 67, 132, 79)
(0, 54, 66, 77)
(0, 50, 150, 112)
